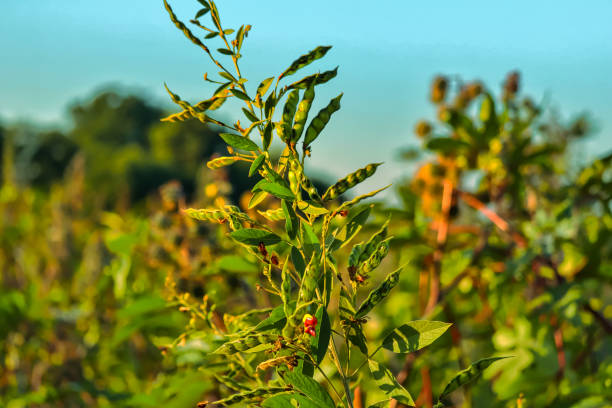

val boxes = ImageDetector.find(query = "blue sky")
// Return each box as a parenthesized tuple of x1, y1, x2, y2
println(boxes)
(1, 0, 611, 195)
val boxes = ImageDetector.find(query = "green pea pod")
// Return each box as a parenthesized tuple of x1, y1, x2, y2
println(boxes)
(300, 173, 322, 202)
(292, 78, 316, 142)
(358, 238, 391, 276)
(357, 219, 390, 265)
(355, 265, 402, 318)
(184, 208, 225, 222)
(214, 333, 281, 354)
(209, 387, 292, 406)
(279, 45, 332, 80)
(288, 66, 338, 90)
(281, 255, 294, 319)
(163, 0, 210, 54)
(322, 162, 382, 201)
(299, 255, 320, 305)
(279, 89, 300, 142)
(439, 357, 510, 399)
(303, 93, 343, 150)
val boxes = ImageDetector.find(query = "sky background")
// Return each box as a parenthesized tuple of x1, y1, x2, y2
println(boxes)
(2, 0, 611, 197)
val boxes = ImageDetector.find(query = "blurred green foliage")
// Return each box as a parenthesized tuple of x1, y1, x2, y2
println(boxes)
(0, 17, 611, 408)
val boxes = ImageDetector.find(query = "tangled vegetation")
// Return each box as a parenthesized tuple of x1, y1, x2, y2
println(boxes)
(0, 1, 610, 407)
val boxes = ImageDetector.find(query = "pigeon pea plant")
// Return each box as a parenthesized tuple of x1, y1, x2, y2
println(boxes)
(161, 1, 507, 407)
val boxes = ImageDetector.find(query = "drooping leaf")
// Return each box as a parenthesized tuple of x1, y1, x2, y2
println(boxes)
(381, 321, 452, 353)
(279, 45, 332, 80)
(368, 359, 415, 407)
(229, 228, 281, 246)
(219, 132, 259, 151)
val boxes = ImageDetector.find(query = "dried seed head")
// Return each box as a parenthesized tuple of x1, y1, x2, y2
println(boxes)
(503, 71, 520, 100)
(415, 120, 432, 138)
(431, 75, 448, 104)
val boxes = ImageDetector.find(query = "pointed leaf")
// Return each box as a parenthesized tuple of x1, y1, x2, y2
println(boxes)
(220, 132, 259, 151)
(253, 180, 296, 201)
(230, 228, 281, 246)
(249, 154, 266, 177)
(382, 321, 452, 353)
(284, 371, 335, 408)
(368, 359, 415, 407)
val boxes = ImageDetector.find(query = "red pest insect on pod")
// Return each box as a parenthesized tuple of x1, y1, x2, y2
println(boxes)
(258, 242, 268, 257)
(305, 327, 316, 337)
(270, 255, 279, 266)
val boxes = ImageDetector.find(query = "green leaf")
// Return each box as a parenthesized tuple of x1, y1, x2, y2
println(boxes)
(263, 394, 319, 408)
(217, 48, 234, 55)
(368, 359, 415, 407)
(284, 371, 335, 408)
(194, 8, 209, 18)
(229, 228, 281, 246)
(230, 88, 251, 101)
(249, 154, 266, 177)
(328, 206, 371, 251)
(219, 71, 236, 82)
(257, 77, 275, 97)
(297, 200, 329, 216)
(301, 223, 320, 260)
(242, 107, 259, 122)
(282, 200, 298, 240)
(205, 31, 219, 39)
(219, 132, 259, 151)
(439, 356, 511, 399)
(263, 121, 273, 150)
(253, 180, 296, 201)
(381, 321, 452, 353)
(248, 190, 268, 209)
(426, 137, 471, 154)
(213, 81, 232, 96)
(254, 304, 288, 332)
(311, 305, 331, 365)
(280, 45, 332, 79)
